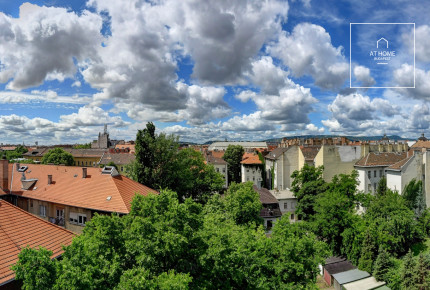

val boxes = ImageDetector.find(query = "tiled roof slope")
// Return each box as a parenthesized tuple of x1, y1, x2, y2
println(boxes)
(387, 155, 413, 171)
(0, 200, 75, 285)
(411, 140, 430, 149)
(9, 164, 157, 214)
(241, 154, 262, 165)
(300, 146, 321, 161)
(100, 153, 135, 165)
(23, 148, 106, 158)
(355, 152, 407, 167)
(253, 185, 279, 204)
(206, 155, 227, 165)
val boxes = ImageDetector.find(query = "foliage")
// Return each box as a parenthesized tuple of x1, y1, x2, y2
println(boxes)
(257, 151, 266, 188)
(376, 176, 387, 196)
(373, 247, 394, 281)
(414, 254, 430, 290)
(41, 148, 74, 166)
(291, 164, 328, 221)
(358, 229, 377, 273)
(402, 250, 416, 289)
(11, 247, 56, 290)
(14, 185, 328, 289)
(4, 145, 28, 161)
(170, 148, 224, 203)
(73, 143, 91, 149)
(130, 122, 223, 203)
(364, 189, 423, 255)
(403, 179, 426, 218)
(222, 145, 244, 184)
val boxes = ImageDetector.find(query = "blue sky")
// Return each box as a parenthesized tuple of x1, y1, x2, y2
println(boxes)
(0, 0, 429, 145)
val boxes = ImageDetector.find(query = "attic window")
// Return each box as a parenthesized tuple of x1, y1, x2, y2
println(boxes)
(18, 166, 28, 172)
(106, 196, 112, 201)
(101, 166, 119, 177)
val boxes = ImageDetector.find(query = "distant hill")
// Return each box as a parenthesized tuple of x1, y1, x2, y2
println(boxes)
(263, 135, 413, 143)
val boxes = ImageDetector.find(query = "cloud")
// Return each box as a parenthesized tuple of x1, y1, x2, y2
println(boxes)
(353, 65, 375, 87)
(268, 23, 349, 90)
(408, 25, 430, 62)
(0, 90, 91, 104)
(0, 3, 102, 90)
(394, 65, 430, 100)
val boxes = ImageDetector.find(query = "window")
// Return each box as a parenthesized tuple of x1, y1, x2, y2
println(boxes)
(290, 214, 294, 220)
(30, 200, 33, 208)
(246, 169, 249, 172)
(253, 177, 255, 181)
(222, 168, 225, 173)
(120, 166, 124, 172)
(284, 202, 288, 209)
(374, 170, 376, 178)
(70, 213, 87, 226)
(77, 161, 80, 166)
(368, 171, 371, 179)
(266, 220, 273, 230)
(247, 177, 249, 181)
(39, 205, 46, 217)
(216, 168, 219, 172)
(291, 202, 295, 209)
(380, 170, 383, 177)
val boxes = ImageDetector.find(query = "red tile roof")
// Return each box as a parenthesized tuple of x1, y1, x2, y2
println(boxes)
(386, 155, 413, 171)
(411, 140, 430, 149)
(300, 146, 321, 161)
(9, 164, 157, 214)
(0, 200, 75, 285)
(241, 154, 262, 165)
(355, 152, 407, 167)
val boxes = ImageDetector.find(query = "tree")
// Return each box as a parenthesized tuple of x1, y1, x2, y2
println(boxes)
(11, 247, 56, 290)
(129, 123, 223, 203)
(403, 179, 426, 218)
(402, 250, 416, 289)
(170, 148, 224, 203)
(14, 188, 329, 289)
(222, 145, 244, 184)
(373, 247, 393, 281)
(414, 254, 430, 290)
(73, 143, 91, 149)
(41, 148, 74, 166)
(358, 229, 377, 273)
(130, 122, 179, 190)
(376, 176, 387, 196)
(291, 164, 328, 221)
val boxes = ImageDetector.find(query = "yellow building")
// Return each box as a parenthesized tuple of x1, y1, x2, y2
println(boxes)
(24, 147, 106, 167)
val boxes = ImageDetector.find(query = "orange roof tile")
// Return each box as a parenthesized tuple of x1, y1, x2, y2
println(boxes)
(9, 164, 157, 214)
(241, 154, 262, 165)
(355, 152, 407, 167)
(386, 155, 413, 171)
(209, 151, 224, 159)
(0, 200, 75, 285)
(411, 140, 430, 149)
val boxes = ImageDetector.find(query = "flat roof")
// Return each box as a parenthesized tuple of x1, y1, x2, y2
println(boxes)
(332, 269, 370, 285)
(343, 276, 386, 290)
(324, 260, 356, 275)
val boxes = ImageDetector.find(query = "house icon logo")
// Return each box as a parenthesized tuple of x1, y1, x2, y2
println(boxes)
(377, 37, 388, 49)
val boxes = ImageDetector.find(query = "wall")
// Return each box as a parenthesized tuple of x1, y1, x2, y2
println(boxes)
(241, 164, 262, 187)
(214, 163, 228, 188)
(386, 170, 402, 193)
(400, 154, 422, 195)
(356, 166, 385, 194)
(315, 145, 361, 182)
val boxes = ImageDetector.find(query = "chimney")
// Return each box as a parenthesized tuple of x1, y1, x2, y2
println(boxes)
(82, 168, 87, 179)
(0, 157, 8, 191)
(48, 175, 52, 185)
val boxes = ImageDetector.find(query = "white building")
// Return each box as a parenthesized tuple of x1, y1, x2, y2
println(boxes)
(354, 152, 407, 194)
(241, 153, 263, 188)
(208, 141, 267, 151)
(253, 186, 282, 233)
(264, 146, 305, 190)
(386, 153, 422, 195)
(270, 189, 299, 222)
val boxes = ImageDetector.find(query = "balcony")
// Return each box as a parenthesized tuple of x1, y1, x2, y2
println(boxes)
(49, 216, 65, 227)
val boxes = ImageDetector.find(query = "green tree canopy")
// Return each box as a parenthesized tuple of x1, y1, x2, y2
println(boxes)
(41, 148, 74, 166)
(129, 123, 224, 203)
(222, 145, 244, 184)
(291, 164, 328, 221)
(403, 178, 426, 218)
(13, 184, 328, 289)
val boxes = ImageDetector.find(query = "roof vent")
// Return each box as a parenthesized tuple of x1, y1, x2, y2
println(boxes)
(82, 168, 87, 179)
(101, 166, 119, 177)
(18, 165, 28, 172)
(106, 196, 112, 201)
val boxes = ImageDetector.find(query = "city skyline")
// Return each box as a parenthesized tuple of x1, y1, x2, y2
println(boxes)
(0, 0, 429, 145)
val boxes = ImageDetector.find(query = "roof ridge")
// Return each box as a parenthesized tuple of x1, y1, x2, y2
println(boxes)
(364, 153, 370, 165)
(112, 176, 131, 214)
(0, 200, 76, 236)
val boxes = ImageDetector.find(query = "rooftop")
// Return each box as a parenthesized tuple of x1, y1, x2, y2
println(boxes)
(300, 146, 321, 161)
(411, 139, 430, 149)
(343, 276, 386, 290)
(241, 153, 262, 165)
(355, 152, 407, 167)
(8, 163, 157, 214)
(386, 155, 414, 171)
(332, 269, 370, 285)
(265, 147, 289, 160)
(270, 189, 295, 200)
(253, 185, 279, 204)
(0, 200, 75, 285)
(100, 153, 136, 165)
(324, 260, 356, 275)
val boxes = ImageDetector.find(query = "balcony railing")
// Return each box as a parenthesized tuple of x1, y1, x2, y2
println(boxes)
(49, 216, 65, 227)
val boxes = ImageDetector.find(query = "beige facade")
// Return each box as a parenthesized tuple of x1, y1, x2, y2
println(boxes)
(265, 146, 305, 190)
(26, 198, 92, 234)
(314, 145, 362, 182)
